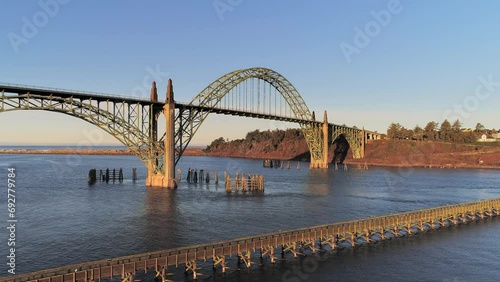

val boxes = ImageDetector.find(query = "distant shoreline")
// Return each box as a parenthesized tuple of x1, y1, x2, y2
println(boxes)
(2, 147, 499, 171)
(0, 148, 205, 156)
(0, 149, 134, 155)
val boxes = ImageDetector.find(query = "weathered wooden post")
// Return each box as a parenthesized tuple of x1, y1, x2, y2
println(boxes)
(132, 168, 137, 181)
(88, 169, 96, 185)
(186, 168, 191, 183)
(198, 169, 203, 183)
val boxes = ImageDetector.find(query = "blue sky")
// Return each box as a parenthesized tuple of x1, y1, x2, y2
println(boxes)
(1, 0, 500, 145)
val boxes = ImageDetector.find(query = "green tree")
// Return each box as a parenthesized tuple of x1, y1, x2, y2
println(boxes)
(387, 123, 402, 140)
(424, 121, 438, 141)
(413, 125, 424, 141)
(475, 123, 485, 132)
(452, 119, 462, 131)
(440, 119, 452, 141)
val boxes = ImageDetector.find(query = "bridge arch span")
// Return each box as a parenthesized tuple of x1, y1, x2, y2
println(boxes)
(331, 125, 364, 159)
(175, 67, 324, 165)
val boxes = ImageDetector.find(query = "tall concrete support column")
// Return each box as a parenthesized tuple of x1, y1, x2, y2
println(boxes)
(146, 82, 158, 187)
(145, 79, 177, 188)
(164, 79, 177, 188)
(322, 111, 329, 168)
(360, 128, 366, 158)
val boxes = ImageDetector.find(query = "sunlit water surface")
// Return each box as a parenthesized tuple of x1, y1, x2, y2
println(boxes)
(0, 152, 499, 281)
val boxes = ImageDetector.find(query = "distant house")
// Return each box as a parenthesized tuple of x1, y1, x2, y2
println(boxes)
(494, 133, 500, 139)
(478, 134, 497, 142)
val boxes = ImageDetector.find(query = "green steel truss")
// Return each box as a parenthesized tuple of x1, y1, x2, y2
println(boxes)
(0, 91, 164, 171)
(173, 67, 324, 164)
(331, 125, 364, 159)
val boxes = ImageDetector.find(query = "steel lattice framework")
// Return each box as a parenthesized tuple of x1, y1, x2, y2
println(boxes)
(331, 125, 364, 159)
(0, 87, 164, 171)
(173, 67, 324, 165)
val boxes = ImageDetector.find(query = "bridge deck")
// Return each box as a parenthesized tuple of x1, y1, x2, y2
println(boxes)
(2, 198, 498, 282)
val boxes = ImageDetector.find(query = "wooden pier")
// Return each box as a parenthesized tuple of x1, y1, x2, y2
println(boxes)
(2, 198, 499, 282)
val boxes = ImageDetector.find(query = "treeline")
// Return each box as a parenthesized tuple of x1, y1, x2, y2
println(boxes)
(387, 119, 495, 143)
(205, 128, 304, 153)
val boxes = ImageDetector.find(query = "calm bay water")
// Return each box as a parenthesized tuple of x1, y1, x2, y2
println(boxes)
(0, 151, 499, 281)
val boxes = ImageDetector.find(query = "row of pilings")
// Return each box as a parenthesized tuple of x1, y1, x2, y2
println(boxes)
(224, 172, 264, 192)
(88, 168, 138, 185)
(263, 159, 300, 169)
(185, 168, 264, 192)
(185, 168, 219, 184)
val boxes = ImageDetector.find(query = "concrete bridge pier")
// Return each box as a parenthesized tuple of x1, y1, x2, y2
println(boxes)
(146, 79, 177, 188)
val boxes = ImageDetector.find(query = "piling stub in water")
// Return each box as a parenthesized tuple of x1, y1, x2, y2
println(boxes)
(132, 168, 137, 181)
(88, 169, 97, 185)
(105, 168, 110, 183)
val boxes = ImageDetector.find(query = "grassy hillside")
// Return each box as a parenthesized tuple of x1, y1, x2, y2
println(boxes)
(200, 129, 500, 169)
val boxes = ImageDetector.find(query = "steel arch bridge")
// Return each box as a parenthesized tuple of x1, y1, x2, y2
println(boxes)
(0, 67, 377, 187)
(175, 67, 324, 169)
